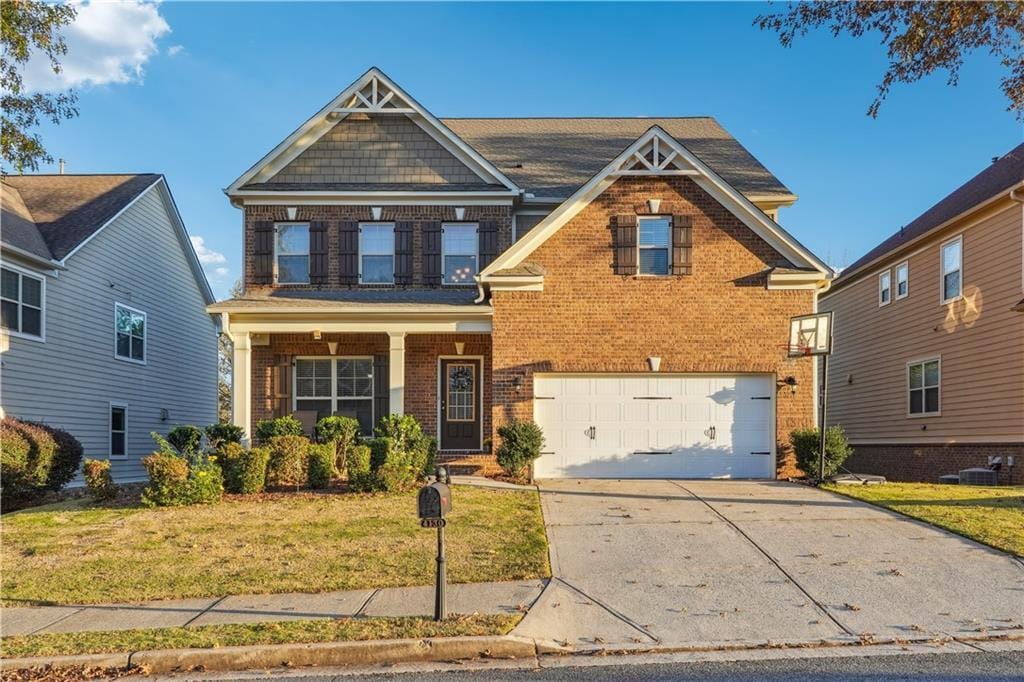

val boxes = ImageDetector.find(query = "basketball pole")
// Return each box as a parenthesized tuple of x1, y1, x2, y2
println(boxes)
(818, 354, 828, 485)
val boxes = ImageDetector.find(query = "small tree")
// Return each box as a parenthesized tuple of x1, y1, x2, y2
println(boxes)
(496, 420, 545, 481)
(315, 416, 360, 471)
(167, 425, 204, 462)
(790, 426, 854, 481)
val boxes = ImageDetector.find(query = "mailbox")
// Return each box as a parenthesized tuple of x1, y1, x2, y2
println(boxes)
(418, 482, 451, 521)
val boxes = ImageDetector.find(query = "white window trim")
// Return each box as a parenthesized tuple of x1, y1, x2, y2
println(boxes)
(940, 234, 963, 305)
(0, 262, 46, 343)
(895, 261, 909, 300)
(292, 356, 375, 433)
(358, 222, 396, 285)
(275, 222, 311, 285)
(878, 269, 892, 307)
(441, 222, 479, 287)
(512, 211, 548, 241)
(109, 402, 128, 459)
(113, 302, 147, 365)
(906, 356, 941, 418)
(637, 215, 673, 277)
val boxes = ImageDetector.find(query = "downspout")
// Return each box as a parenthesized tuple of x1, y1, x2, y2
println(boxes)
(473, 275, 488, 304)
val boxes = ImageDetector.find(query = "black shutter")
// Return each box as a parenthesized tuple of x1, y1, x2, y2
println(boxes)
(309, 221, 328, 284)
(672, 214, 693, 276)
(394, 221, 414, 285)
(612, 214, 638, 276)
(339, 221, 359, 285)
(373, 354, 390, 432)
(252, 221, 274, 284)
(273, 356, 293, 418)
(422, 221, 442, 285)
(478, 220, 499, 270)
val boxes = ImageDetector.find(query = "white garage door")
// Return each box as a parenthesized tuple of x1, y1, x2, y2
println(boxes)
(533, 374, 775, 479)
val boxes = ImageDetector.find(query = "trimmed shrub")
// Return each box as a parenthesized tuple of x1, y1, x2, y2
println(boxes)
(366, 436, 418, 492)
(496, 420, 545, 480)
(167, 425, 204, 460)
(187, 458, 224, 505)
(412, 436, 437, 477)
(0, 421, 31, 510)
(791, 426, 854, 480)
(14, 420, 58, 489)
(140, 452, 190, 507)
(375, 414, 424, 453)
(346, 444, 373, 492)
(254, 415, 305, 441)
(82, 459, 117, 501)
(40, 424, 84, 492)
(266, 435, 309, 489)
(205, 423, 244, 449)
(315, 416, 360, 470)
(217, 442, 271, 494)
(307, 443, 335, 489)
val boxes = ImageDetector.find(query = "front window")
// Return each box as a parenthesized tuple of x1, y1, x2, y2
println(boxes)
(115, 304, 146, 362)
(895, 261, 909, 299)
(360, 223, 395, 284)
(941, 236, 962, 303)
(638, 216, 671, 275)
(294, 357, 374, 434)
(110, 405, 127, 457)
(1, 266, 43, 339)
(276, 223, 310, 284)
(442, 223, 478, 285)
(878, 270, 891, 306)
(908, 359, 940, 416)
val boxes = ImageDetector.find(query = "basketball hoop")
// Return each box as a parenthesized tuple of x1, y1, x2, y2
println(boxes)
(787, 312, 833, 358)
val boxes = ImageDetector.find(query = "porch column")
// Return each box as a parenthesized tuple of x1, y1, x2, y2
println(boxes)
(388, 332, 406, 416)
(232, 331, 252, 443)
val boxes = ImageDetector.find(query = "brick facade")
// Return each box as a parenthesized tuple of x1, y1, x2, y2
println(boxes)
(846, 443, 1024, 486)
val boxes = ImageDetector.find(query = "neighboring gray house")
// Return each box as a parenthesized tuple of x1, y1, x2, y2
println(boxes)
(1, 174, 218, 482)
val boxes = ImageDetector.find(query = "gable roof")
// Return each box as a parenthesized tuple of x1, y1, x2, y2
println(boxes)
(2, 174, 161, 260)
(1, 181, 53, 262)
(832, 143, 1024, 289)
(443, 117, 794, 200)
(481, 126, 830, 280)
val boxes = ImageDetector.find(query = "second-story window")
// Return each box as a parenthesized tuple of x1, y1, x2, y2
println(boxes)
(115, 303, 146, 363)
(941, 236, 962, 303)
(442, 223, 478, 285)
(638, 216, 671, 275)
(896, 261, 909, 299)
(1, 266, 44, 339)
(878, 270, 891, 306)
(360, 223, 395, 284)
(276, 223, 310, 284)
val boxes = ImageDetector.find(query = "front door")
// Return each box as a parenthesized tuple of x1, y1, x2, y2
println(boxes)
(439, 358, 481, 450)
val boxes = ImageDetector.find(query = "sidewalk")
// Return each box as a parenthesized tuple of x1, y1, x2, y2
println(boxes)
(1, 579, 545, 637)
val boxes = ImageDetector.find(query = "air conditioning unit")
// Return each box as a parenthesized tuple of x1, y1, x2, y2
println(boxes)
(959, 468, 998, 486)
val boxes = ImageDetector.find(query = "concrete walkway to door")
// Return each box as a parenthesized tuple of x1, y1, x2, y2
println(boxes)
(512, 479, 1024, 651)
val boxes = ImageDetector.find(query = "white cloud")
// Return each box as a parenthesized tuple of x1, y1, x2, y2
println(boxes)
(167, 44, 184, 57)
(22, 1, 171, 92)
(214, 267, 229, 279)
(191, 236, 229, 281)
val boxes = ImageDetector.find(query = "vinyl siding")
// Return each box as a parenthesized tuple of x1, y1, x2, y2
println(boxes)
(821, 201, 1024, 444)
(1, 185, 218, 483)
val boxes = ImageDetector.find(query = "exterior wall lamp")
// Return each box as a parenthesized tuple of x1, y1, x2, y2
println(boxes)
(312, 330, 322, 340)
(778, 376, 798, 394)
(512, 374, 524, 392)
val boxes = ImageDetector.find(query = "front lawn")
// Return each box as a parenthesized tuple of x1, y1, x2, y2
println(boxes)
(1, 486, 549, 605)
(825, 482, 1024, 556)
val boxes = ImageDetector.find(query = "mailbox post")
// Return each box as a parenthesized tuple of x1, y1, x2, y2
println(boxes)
(417, 473, 451, 621)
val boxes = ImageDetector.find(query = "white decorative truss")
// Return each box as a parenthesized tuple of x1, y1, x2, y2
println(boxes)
(332, 75, 415, 114)
(613, 135, 700, 176)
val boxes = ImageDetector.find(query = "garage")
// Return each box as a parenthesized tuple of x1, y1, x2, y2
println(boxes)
(532, 374, 775, 479)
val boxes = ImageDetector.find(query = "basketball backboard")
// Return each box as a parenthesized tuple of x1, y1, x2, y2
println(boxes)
(788, 312, 833, 356)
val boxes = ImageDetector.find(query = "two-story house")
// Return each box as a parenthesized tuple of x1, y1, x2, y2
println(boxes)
(212, 68, 832, 478)
(1, 173, 219, 483)
(821, 145, 1024, 485)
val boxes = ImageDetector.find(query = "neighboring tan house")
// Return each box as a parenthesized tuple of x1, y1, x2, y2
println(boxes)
(820, 145, 1024, 485)
(1, 174, 219, 483)
(212, 68, 832, 478)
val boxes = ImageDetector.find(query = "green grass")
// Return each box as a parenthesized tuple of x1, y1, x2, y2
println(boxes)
(824, 482, 1024, 556)
(1, 486, 549, 606)
(0, 614, 521, 659)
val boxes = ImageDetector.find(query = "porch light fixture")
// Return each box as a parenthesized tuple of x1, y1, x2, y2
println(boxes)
(512, 374, 524, 392)
(454, 341, 465, 356)
(647, 356, 661, 372)
(286, 206, 298, 221)
(327, 341, 339, 355)
(647, 199, 662, 213)
(159, 408, 169, 422)
(312, 330, 322, 340)
(778, 376, 798, 394)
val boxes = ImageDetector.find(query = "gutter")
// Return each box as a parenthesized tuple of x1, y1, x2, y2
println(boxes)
(0, 243, 66, 271)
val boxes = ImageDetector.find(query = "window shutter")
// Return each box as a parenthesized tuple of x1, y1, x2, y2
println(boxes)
(309, 221, 329, 284)
(394, 221, 414, 285)
(478, 220, 499, 270)
(612, 214, 638, 276)
(422, 221, 442, 285)
(338, 221, 359, 285)
(373, 354, 390, 428)
(252, 221, 274, 284)
(273, 356, 292, 418)
(672, 214, 693, 276)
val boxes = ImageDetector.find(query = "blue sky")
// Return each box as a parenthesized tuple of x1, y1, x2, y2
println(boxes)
(30, 1, 1023, 298)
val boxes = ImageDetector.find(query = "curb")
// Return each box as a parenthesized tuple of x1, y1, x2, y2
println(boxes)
(0, 652, 130, 672)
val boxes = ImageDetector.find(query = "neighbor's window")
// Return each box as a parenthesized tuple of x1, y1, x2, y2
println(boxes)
(110, 405, 127, 457)
(360, 223, 395, 284)
(276, 223, 310, 284)
(878, 270, 892, 306)
(294, 357, 374, 434)
(895, 261, 909, 300)
(941, 236, 962, 303)
(1, 266, 43, 339)
(114, 304, 146, 362)
(908, 359, 940, 416)
(442, 223, 478, 285)
(638, 216, 671, 275)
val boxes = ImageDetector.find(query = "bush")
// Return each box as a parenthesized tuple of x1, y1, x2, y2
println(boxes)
(376, 414, 424, 453)
(40, 424, 84, 492)
(315, 416, 360, 470)
(141, 452, 190, 507)
(217, 443, 270, 494)
(255, 415, 305, 441)
(791, 426, 853, 480)
(82, 459, 118, 501)
(496, 420, 545, 480)
(417, 436, 438, 477)
(307, 443, 335, 489)
(187, 458, 224, 505)
(0, 418, 62, 509)
(206, 423, 244, 449)
(366, 437, 418, 492)
(13, 420, 57, 489)
(167, 425, 204, 459)
(0, 421, 31, 510)
(346, 444, 373, 492)
(266, 435, 309, 489)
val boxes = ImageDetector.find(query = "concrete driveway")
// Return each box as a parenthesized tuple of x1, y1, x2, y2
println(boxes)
(513, 479, 1024, 650)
